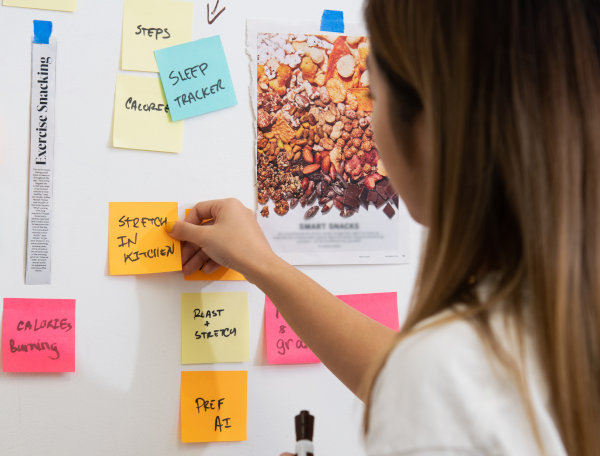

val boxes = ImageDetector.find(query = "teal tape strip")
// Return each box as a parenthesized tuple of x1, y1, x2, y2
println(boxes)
(33, 20, 52, 44)
(320, 10, 344, 33)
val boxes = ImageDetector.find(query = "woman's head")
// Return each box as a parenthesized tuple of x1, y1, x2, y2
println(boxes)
(365, 1, 600, 454)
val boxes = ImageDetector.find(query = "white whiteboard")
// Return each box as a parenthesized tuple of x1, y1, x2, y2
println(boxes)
(0, 0, 421, 454)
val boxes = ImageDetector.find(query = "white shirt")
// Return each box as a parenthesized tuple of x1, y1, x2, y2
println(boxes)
(365, 309, 567, 455)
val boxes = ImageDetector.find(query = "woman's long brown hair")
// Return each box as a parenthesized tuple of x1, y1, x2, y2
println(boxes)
(364, 1, 600, 455)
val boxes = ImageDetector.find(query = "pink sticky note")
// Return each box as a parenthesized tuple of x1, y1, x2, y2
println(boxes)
(264, 292, 399, 365)
(2, 298, 76, 372)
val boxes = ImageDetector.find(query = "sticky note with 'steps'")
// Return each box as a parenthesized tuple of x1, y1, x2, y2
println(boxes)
(154, 35, 237, 121)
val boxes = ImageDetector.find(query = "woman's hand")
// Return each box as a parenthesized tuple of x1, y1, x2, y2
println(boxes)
(166, 198, 277, 282)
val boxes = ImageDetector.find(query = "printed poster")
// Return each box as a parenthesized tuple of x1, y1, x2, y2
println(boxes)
(249, 23, 409, 265)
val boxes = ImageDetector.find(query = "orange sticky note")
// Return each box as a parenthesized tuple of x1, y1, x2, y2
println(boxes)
(2, 298, 76, 373)
(108, 202, 182, 275)
(180, 371, 247, 442)
(183, 208, 245, 281)
(184, 267, 245, 281)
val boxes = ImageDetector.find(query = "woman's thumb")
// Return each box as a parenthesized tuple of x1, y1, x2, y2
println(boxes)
(165, 220, 205, 245)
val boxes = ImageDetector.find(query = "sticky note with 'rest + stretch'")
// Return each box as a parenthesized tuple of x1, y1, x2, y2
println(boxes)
(181, 292, 249, 364)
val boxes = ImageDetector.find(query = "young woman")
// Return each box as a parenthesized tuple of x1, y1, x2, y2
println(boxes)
(166, 0, 600, 454)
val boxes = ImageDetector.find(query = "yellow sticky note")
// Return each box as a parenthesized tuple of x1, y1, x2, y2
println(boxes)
(121, 0, 193, 72)
(112, 74, 183, 153)
(181, 292, 249, 364)
(3, 0, 76, 12)
(180, 371, 247, 443)
(108, 202, 182, 275)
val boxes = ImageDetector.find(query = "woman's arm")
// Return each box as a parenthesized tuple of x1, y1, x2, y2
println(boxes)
(167, 198, 396, 400)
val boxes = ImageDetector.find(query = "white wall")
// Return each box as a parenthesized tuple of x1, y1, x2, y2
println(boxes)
(0, 1, 422, 454)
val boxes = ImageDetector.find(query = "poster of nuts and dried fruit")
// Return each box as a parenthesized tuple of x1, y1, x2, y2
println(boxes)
(256, 33, 399, 221)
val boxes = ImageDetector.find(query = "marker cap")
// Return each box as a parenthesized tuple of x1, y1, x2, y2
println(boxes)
(295, 410, 314, 442)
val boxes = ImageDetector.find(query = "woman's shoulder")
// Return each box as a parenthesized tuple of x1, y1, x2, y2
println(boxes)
(365, 309, 565, 456)
(385, 309, 486, 376)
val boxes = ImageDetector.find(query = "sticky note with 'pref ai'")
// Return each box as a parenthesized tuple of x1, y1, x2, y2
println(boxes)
(155, 35, 237, 121)
(180, 370, 247, 442)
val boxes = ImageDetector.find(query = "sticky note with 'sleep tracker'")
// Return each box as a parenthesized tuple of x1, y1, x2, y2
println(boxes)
(180, 370, 247, 442)
(155, 35, 237, 121)
(108, 202, 182, 275)
(181, 292, 249, 364)
(121, 0, 193, 72)
(265, 292, 400, 364)
(3, 0, 76, 12)
(112, 74, 183, 153)
(2, 298, 76, 372)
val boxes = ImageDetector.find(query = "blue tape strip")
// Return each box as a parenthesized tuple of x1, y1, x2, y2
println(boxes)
(33, 20, 53, 44)
(320, 9, 344, 33)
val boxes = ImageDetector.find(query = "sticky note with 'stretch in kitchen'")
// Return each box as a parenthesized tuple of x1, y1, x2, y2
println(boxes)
(121, 0, 193, 72)
(2, 298, 76, 372)
(155, 35, 237, 121)
(265, 292, 400, 364)
(112, 74, 183, 153)
(108, 202, 182, 275)
(181, 292, 249, 364)
(180, 370, 247, 442)
(2, 0, 76, 12)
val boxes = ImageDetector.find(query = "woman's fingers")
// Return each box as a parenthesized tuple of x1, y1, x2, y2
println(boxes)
(202, 259, 222, 274)
(182, 248, 210, 276)
(181, 241, 199, 266)
(166, 220, 208, 246)
(185, 200, 222, 225)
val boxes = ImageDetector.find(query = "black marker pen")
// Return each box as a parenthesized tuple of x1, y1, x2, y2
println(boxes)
(295, 410, 314, 456)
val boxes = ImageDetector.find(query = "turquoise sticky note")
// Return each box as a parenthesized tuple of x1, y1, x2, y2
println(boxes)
(154, 35, 237, 121)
